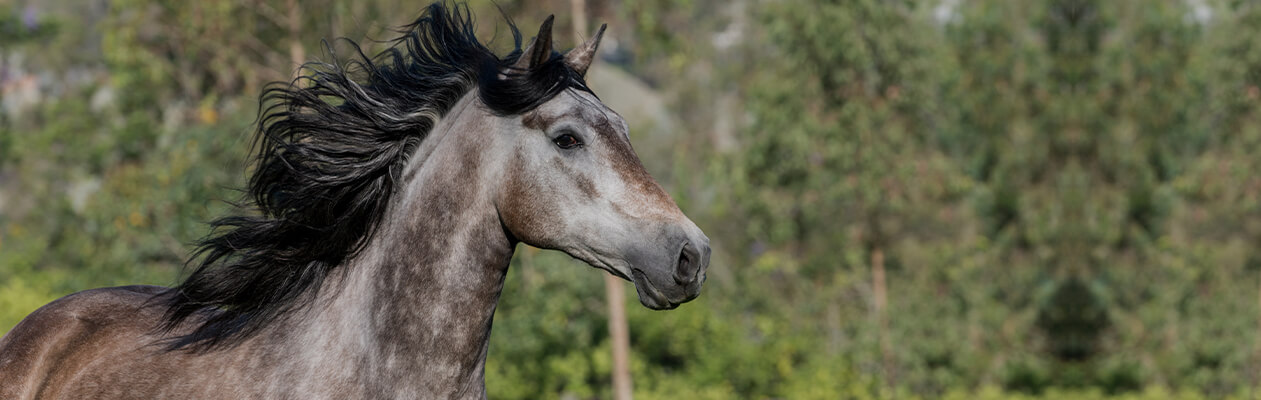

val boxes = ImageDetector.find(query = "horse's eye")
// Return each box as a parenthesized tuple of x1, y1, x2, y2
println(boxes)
(553, 133, 582, 149)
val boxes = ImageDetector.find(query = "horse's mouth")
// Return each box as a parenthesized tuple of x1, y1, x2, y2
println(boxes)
(570, 247, 701, 310)
(631, 269, 681, 310)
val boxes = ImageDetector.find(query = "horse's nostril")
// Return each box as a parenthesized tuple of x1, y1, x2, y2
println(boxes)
(673, 242, 699, 285)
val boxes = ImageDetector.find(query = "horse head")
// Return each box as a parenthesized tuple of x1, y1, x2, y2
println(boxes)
(486, 19, 710, 309)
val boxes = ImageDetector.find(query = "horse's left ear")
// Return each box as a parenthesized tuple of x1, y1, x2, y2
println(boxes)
(565, 24, 606, 78)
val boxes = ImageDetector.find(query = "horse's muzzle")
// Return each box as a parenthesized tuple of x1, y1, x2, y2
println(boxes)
(630, 229, 710, 310)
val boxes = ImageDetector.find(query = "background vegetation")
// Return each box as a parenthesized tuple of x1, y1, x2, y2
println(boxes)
(2, 0, 1259, 398)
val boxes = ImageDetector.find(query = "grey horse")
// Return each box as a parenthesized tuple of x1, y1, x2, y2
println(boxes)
(0, 4, 709, 399)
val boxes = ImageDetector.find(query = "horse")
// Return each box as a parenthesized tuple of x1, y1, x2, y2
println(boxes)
(0, 4, 709, 399)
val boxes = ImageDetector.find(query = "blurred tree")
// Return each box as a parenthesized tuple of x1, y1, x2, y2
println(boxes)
(0, 6, 58, 48)
(1161, 0, 1261, 394)
(729, 0, 975, 394)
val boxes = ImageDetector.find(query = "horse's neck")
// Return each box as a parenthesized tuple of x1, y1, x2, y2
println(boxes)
(280, 94, 515, 398)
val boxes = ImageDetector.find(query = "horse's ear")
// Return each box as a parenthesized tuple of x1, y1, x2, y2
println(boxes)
(565, 24, 606, 78)
(512, 15, 556, 71)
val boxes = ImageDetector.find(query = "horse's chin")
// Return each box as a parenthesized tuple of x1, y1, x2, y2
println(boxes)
(630, 269, 699, 310)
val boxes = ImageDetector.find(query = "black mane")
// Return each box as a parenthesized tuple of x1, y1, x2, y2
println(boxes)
(160, 2, 590, 351)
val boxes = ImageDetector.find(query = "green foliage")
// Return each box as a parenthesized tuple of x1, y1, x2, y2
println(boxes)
(485, 250, 609, 399)
(0, 91, 250, 328)
(0, 7, 58, 48)
(4, 1, 1261, 399)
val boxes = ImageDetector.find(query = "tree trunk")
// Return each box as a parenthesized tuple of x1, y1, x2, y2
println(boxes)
(605, 274, 633, 400)
(872, 246, 894, 391)
(287, 0, 304, 77)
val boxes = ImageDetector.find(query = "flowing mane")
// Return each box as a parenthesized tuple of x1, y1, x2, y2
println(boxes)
(159, 3, 592, 351)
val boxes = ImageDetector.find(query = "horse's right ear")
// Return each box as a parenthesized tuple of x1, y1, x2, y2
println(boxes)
(512, 15, 555, 71)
